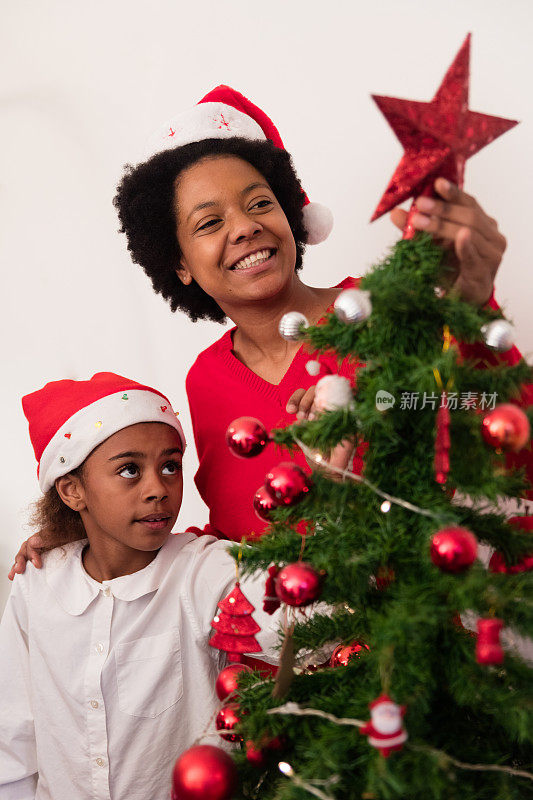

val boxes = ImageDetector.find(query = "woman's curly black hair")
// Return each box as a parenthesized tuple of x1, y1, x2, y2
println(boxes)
(113, 137, 308, 323)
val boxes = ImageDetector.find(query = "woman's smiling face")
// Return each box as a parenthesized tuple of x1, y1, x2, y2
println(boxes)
(174, 155, 297, 311)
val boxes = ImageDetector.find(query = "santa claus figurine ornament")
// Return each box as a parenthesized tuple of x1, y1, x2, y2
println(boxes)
(360, 694, 408, 758)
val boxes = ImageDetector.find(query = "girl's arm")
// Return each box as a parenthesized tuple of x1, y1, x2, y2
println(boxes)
(0, 578, 38, 799)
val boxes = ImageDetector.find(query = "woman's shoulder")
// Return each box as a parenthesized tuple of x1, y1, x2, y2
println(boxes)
(335, 276, 360, 290)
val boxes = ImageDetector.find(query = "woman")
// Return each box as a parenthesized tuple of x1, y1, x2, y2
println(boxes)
(9, 85, 522, 571)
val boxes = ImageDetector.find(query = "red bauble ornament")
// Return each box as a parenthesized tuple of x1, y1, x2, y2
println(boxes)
(476, 618, 504, 665)
(225, 416, 268, 458)
(430, 526, 477, 573)
(275, 562, 323, 607)
(215, 703, 241, 742)
(209, 582, 261, 661)
(172, 745, 237, 800)
(253, 485, 279, 521)
(330, 640, 370, 667)
(481, 404, 530, 452)
(371, 33, 518, 242)
(215, 663, 253, 701)
(245, 740, 266, 767)
(264, 462, 312, 506)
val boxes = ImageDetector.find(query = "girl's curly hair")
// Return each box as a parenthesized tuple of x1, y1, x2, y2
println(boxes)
(113, 137, 307, 323)
(29, 467, 86, 550)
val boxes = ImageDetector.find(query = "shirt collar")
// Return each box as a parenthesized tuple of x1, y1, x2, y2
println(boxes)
(44, 534, 190, 615)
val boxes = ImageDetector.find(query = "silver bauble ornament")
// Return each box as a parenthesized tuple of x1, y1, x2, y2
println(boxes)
(278, 311, 309, 341)
(481, 319, 514, 352)
(334, 289, 372, 324)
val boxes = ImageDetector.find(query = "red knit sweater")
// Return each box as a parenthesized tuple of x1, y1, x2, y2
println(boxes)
(186, 277, 533, 542)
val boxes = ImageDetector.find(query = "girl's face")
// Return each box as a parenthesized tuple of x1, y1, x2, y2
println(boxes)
(71, 422, 183, 556)
(174, 155, 298, 311)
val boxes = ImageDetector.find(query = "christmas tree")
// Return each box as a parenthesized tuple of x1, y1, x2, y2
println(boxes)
(231, 232, 532, 800)
(226, 36, 533, 800)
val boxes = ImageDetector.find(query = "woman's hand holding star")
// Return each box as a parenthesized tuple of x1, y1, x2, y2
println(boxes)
(390, 177, 507, 307)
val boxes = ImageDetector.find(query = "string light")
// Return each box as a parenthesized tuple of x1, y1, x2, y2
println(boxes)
(277, 760, 339, 800)
(380, 500, 391, 513)
(295, 437, 441, 520)
(268, 701, 364, 728)
(278, 762, 293, 776)
(271, 707, 533, 786)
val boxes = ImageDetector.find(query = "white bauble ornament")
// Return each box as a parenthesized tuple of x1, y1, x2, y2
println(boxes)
(278, 312, 309, 341)
(305, 360, 321, 376)
(334, 289, 372, 324)
(481, 320, 514, 352)
(314, 375, 353, 412)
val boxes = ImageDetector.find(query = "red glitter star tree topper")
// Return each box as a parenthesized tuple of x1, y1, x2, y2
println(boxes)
(371, 34, 518, 237)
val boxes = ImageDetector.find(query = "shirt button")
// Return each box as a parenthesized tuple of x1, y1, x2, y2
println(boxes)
(95, 757, 106, 767)
(103, 586, 111, 597)
(90, 700, 99, 709)
(95, 643, 105, 654)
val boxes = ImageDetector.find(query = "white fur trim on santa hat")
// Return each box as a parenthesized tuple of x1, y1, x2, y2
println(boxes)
(39, 390, 185, 493)
(143, 103, 265, 160)
(303, 202, 334, 245)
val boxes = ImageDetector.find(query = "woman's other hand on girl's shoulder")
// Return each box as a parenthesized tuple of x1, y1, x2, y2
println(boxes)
(8, 532, 58, 580)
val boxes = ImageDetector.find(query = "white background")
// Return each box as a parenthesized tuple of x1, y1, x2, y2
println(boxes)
(1, 0, 532, 612)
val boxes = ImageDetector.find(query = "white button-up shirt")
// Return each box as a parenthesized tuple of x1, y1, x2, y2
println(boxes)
(0, 532, 280, 800)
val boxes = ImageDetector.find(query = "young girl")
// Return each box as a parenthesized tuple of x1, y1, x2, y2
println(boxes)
(10, 85, 532, 568)
(0, 372, 279, 800)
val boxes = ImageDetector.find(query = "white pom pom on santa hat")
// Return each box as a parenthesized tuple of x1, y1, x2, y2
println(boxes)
(302, 202, 334, 245)
(145, 85, 333, 246)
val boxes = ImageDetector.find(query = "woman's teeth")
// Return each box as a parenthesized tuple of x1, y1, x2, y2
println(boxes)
(232, 249, 272, 270)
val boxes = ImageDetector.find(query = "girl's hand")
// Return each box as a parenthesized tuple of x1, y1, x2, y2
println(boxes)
(8, 534, 45, 580)
(390, 177, 506, 307)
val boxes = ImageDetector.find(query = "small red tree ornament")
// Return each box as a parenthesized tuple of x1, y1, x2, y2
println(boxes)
(215, 663, 253, 701)
(226, 417, 269, 458)
(476, 618, 504, 665)
(264, 462, 312, 506)
(330, 640, 370, 667)
(263, 564, 281, 614)
(253, 485, 279, 521)
(430, 526, 477, 573)
(209, 582, 261, 661)
(434, 402, 451, 485)
(360, 694, 408, 758)
(275, 562, 323, 607)
(481, 404, 530, 452)
(215, 703, 241, 742)
(489, 551, 533, 574)
(172, 745, 237, 800)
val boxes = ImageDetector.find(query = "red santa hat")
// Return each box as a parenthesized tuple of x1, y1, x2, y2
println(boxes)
(143, 85, 333, 246)
(22, 372, 186, 492)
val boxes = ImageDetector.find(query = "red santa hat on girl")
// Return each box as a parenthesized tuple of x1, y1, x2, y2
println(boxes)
(144, 85, 333, 246)
(22, 372, 186, 492)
